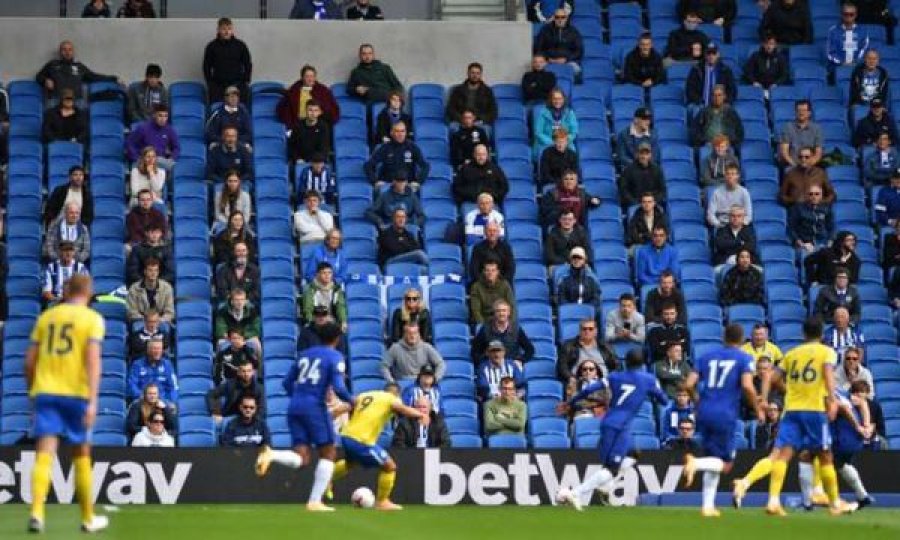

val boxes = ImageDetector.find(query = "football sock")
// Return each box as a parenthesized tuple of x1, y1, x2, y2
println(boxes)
(812, 457, 825, 495)
(693, 457, 724, 473)
(74, 455, 94, 523)
(819, 463, 840, 506)
(30, 452, 52, 522)
(619, 457, 637, 472)
(743, 457, 773, 488)
(308, 459, 334, 504)
(702, 471, 720, 511)
(332, 460, 349, 481)
(840, 464, 868, 500)
(376, 470, 396, 502)
(768, 460, 787, 507)
(798, 462, 814, 507)
(270, 450, 303, 469)
(574, 467, 614, 500)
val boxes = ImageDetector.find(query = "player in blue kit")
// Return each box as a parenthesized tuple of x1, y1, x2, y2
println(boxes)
(682, 324, 762, 517)
(826, 381, 874, 508)
(556, 349, 669, 511)
(255, 322, 354, 512)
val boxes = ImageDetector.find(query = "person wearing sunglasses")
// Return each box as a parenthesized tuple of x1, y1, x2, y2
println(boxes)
(558, 318, 616, 388)
(533, 8, 584, 77)
(131, 411, 174, 448)
(567, 360, 605, 419)
(390, 288, 433, 344)
(780, 148, 835, 206)
(220, 395, 272, 448)
(826, 3, 871, 68)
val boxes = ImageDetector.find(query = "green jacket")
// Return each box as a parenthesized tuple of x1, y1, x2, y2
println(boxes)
(469, 276, 515, 324)
(214, 303, 261, 340)
(347, 60, 403, 100)
(483, 397, 527, 436)
(301, 279, 348, 324)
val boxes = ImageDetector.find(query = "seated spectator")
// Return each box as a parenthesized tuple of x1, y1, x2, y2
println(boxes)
(365, 121, 429, 189)
(471, 298, 534, 364)
(45, 165, 93, 226)
(663, 418, 701, 452)
(521, 53, 557, 103)
(469, 221, 515, 281)
(540, 169, 599, 229)
(276, 64, 340, 128)
(214, 329, 261, 384)
(215, 241, 260, 304)
(220, 395, 271, 447)
(464, 193, 505, 246)
(691, 84, 743, 148)
(527, 1, 572, 23)
(130, 146, 167, 208)
(741, 323, 784, 368)
(453, 144, 508, 205)
(852, 97, 898, 147)
(876, 171, 900, 227)
(43, 202, 90, 263)
(124, 382, 175, 440)
(646, 302, 691, 362)
(297, 306, 347, 356)
(208, 126, 254, 182)
(348, 43, 403, 104)
(855, 381, 884, 447)
(779, 148, 835, 205)
(623, 32, 666, 88)
(206, 362, 265, 423)
(449, 109, 489, 169)
(827, 4, 870, 69)
(778, 100, 823, 168)
(865, 132, 898, 185)
(375, 91, 413, 146)
(742, 33, 790, 93)
(664, 11, 709, 64)
(128, 63, 167, 123)
(131, 410, 175, 448)
(215, 288, 262, 351)
(814, 267, 861, 323)
(532, 88, 578, 160)
(126, 258, 174, 324)
(82, 0, 111, 17)
(850, 49, 889, 105)
(759, 0, 812, 45)
(706, 166, 753, 228)
(713, 206, 757, 266)
(627, 192, 669, 248)
(557, 247, 601, 307)
(126, 189, 168, 246)
(644, 270, 687, 324)
(377, 208, 429, 267)
(205, 85, 252, 145)
(301, 262, 347, 329)
(635, 226, 680, 287)
(755, 401, 781, 451)
(483, 376, 527, 437)
(288, 100, 331, 165)
(686, 44, 737, 107)
(117, 0, 155, 17)
(293, 190, 334, 246)
(788, 185, 835, 253)
(534, 8, 583, 76)
(213, 210, 256, 266)
(544, 211, 592, 269)
(805, 231, 860, 285)
(469, 263, 516, 324)
(477, 341, 525, 400)
(392, 396, 450, 448)
(203, 18, 252, 103)
(129, 309, 171, 360)
(836, 347, 874, 396)
(380, 322, 445, 383)
(616, 107, 658, 169)
(36, 39, 120, 102)
(296, 153, 336, 207)
(824, 307, 866, 364)
(605, 293, 646, 345)
(700, 135, 739, 187)
(214, 171, 253, 230)
(619, 143, 666, 207)
(347, 0, 384, 20)
(446, 63, 498, 129)
(390, 288, 433, 344)
(401, 366, 443, 413)
(720, 248, 765, 306)
(126, 223, 173, 285)
(290, 0, 341, 19)
(660, 386, 695, 438)
(367, 171, 425, 228)
(126, 105, 179, 171)
(127, 338, 177, 402)
(539, 129, 579, 188)
(558, 319, 616, 386)
(566, 359, 607, 417)
(678, 0, 735, 26)
(41, 241, 89, 305)
(42, 89, 87, 143)
(304, 228, 347, 284)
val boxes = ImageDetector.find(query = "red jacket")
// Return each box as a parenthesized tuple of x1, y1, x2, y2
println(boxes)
(276, 81, 340, 127)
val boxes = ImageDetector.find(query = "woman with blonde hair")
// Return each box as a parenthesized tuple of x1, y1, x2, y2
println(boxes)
(389, 288, 433, 344)
(130, 145, 166, 208)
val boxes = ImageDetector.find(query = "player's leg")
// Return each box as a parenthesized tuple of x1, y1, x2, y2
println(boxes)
(29, 435, 57, 532)
(375, 455, 402, 510)
(836, 453, 872, 508)
(695, 423, 734, 516)
(766, 446, 793, 515)
(815, 450, 857, 515)
(257, 415, 307, 476)
(733, 449, 776, 508)
(560, 428, 622, 510)
(71, 443, 108, 533)
(808, 455, 830, 506)
(797, 452, 816, 510)
(307, 444, 338, 511)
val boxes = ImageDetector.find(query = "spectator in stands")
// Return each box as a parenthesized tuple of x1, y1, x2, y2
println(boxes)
(779, 100, 823, 168)
(129, 309, 171, 360)
(392, 396, 449, 449)
(0, 85, 8, 167)
(527, 0, 573, 23)
(41, 88, 87, 143)
(348, 43, 403, 104)
(126, 258, 174, 324)
(128, 63, 167, 123)
(742, 324, 784, 367)
(557, 319, 616, 384)
(644, 270, 687, 324)
(215, 241, 260, 304)
(544, 210, 592, 269)
(660, 386, 695, 439)
(856, 381, 885, 447)
(449, 110, 489, 169)
(851, 49, 891, 106)
(290, 0, 341, 19)
(453, 144, 508, 204)
(376, 207, 429, 267)
(125, 382, 175, 440)
(126, 105, 180, 172)
(207, 362, 265, 423)
(220, 395, 270, 448)
(213, 329, 261, 385)
(365, 121, 429, 189)
(36, 40, 120, 102)
(853, 97, 898, 148)
(117, 0, 155, 17)
(390, 288, 433, 344)
(0, 242, 5, 321)
(484, 376, 527, 437)
(664, 10, 709, 65)
(627, 192, 669, 249)
(293, 190, 334, 245)
(470, 221, 515, 281)
(713, 205, 757, 266)
(214, 171, 252, 231)
(743, 33, 790, 94)
(706, 166, 753, 228)
(298, 306, 348, 355)
(43, 202, 90, 263)
(126, 222, 173, 285)
(678, 0, 735, 26)
(277, 65, 340, 127)
(532, 88, 578, 160)
(616, 107, 658, 169)
(203, 18, 252, 103)
(470, 298, 533, 365)
(464, 193, 505, 246)
(664, 418, 701, 452)
(45, 165, 93, 226)
(890, 263, 900, 308)
(824, 307, 866, 364)
(623, 33, 666, 88)
(131, 410, 174, 448)
(635, 225, 680, 287)
(296, 154, 336, 207)
(605, 293, 646, 346)
(368, 171, 425, 228)
(215, 288, 262, 352)
(347, 0, 384, 20)
(788, 184, 835, 253)
(619, 143, 666, 207)
(836, 347, 875, 396)
(686, 44, 737, 109)
(82, 0, 111, 17)
(41, 241, 89, 305)
(476, 341, 525, 401)
(446, 63, 498, 128)
(522, 54, 557, 104)
(755, 401, 781, 450)
(130, 147, 166, 208)
(287, 100, 331, 164)
(126, 189, 168, 246)
(827, 3, 870, 68)
(127, 339, 177, 403)
(779, 147, 835, 205)
(302, 228, 346, 283)
(759, 0, 812, 45)
(539, 128, 579, 188)
(206, 86, 252, 145)
(805, 231, 860, 285)
(646, 302, 691, 362)
(865, 132, 898, 184)
(469, 263, 516, 325)
(556, 247, 601, 308)
(534, 8, 583, 77)
(375, 91, 413, 146)
(567, 359, 606, 417)
(720, 248, 765, 306)
(691, 84, 743, 147)
(301, 262, 347, 329)
(876, 171, 900, 226)
(213, 210, 255, 266)
(381, 322, 445, 382)
(814, 267, 861, 323)
(700, 135, 739, 187)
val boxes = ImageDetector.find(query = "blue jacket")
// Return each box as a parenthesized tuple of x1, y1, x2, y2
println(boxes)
(365, 187, 425, 228)
(364, 140, 430, 185)
(220, 416, 271, 447)
(476, 359, 525, 400)
(303, 243, 348, 283)
(127, 356, 178, 402)
(865, 147, 899, 184)
(207, 142, 254, 181)
(635, 243, 680, 287)
(533, 106, 578, 158)
(788, 202, 835, 246)
(616, 127, 659, 168)
(826, 24, 869, 66)
(205, 104, 252, 144)
(875, 185, 900, 225)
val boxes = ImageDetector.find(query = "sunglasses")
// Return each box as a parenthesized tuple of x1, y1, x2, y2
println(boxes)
(581, 367, 597, 372)
(405, 296, 420, 301)
(808, 191, 822, 196)
(149, 419, 164, 424)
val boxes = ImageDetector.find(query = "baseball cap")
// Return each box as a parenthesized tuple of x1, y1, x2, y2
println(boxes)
(570, 246, 586, 259)
(706, 42, 719, 53)
(312, 305, 330, 316)
(419, 365, 435, 376)
(487, 340, 506, 351)
(634, 107, 652, 119)
(871, 98, 885, 108)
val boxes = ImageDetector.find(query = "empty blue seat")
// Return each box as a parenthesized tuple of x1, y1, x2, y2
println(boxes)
(487, 434, 527, 449)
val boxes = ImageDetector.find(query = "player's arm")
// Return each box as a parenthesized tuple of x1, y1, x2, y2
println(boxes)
(391, 399, 430, 426)
(823, 359, 838, 420)
(650, 379, 670, 409)
(330, 362, 354, 405)
(740, 371, 763, 422)
(24, 343, 38, 390)
(83, 339, 102, 428)
(683, 370, 699, 402)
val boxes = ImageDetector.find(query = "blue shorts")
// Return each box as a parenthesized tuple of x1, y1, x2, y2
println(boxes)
(598, 426, 631, 474)
(33, 395, 90, 445)
(288, 407, 335, 447)
(696, 417, 737, 462)
(341, 436, 390, 468)
(775, 411, 831, 452)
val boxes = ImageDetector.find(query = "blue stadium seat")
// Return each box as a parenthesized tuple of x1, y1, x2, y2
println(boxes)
(488, 434, 528, 449)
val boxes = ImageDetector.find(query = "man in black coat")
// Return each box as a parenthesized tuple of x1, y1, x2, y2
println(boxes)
(391, 396, 450, 449)
(126, 224, 174, 285)
(446, 63, 498, 126)
(646, 302, 691, 362)
(742, 34, 790, 90)
(623, 33, 666, 88)
(713, 208, 757, 266)
(664, 11, 709, 63)
(521, 54, 557, 103)
(44, 165, 93, 226)
(544, 210, 592, 268)
(685, 43, 737, 106)
(346, 0, 384, 20)
(852, 98, 899, 147)
(469, 221, 516, 282)
(202, 18, 252, 103)
(206, 361, 265, 422)
(449, 110, 490, 168)
(533, 8, 584, 75)
(619, 143, 666, 207)
(453, 144, 508, 204)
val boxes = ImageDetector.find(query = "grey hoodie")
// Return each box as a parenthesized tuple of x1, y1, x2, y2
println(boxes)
(380, 339, 445, 382)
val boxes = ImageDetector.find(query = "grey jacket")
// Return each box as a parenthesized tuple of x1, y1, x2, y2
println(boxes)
(380, 339, 446, 382)
(126, 279, 175, 322)
(127, 81, 169, 123)
(604, 308, 646, 343)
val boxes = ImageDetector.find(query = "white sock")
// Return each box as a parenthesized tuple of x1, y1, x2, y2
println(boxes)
(702, 471, 720, 511)
(619, 457, 637, 473)
(798, 462, 814, 507)
(309, 459, 334, 504)
(270, 450, 304, 469)
(693, 457, 724, 473)
(840, 464, 868, 500)
(575, 467, 613, 500)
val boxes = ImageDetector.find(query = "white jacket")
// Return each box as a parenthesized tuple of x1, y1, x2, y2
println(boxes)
(131, 426, 175, 447)
(129, 167, 167, 206)
(293, 208, 334, 245)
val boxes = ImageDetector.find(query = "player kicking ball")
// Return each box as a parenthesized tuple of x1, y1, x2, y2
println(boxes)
(255, 322, 354, 512)
(556, 349, 669, 511)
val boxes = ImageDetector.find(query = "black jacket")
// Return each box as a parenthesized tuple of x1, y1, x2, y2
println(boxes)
(521, 69, 557, 103)
(539, 145, 579, 188)
(647, 323, 691, 362)
(469, 239, 516, 281)
(471, 320, 535, 362)
(215, 261, 261, 304)
(678, 0, 736, 25)
(203, 37, 252, 86)
(849, 64, 890, 106)
(619, 161, 666, 207)
(720, 266, 765, 306)
(446, 82, 498, 124)
(220, 416, 271, 447)
(713, 224, 757, 265)
(45, 183, 93, 226)
(213, 346, 260, 385)
(534, 22, 584, 62)
(449, 125, 490, 168)
(346, 4, 384, 20)
(686, 62, 737, 106)
(378, 226, 421, 265)
(853, 110, 899, 147)
(814, 285, 862, 323)
(544, 224, 592, 266)
(125, 401, 176, 440)
(557, 338, 617, 382)
(743, 48, 790, 88)
(364, 140, 430, 184)
(391, 412, 451, 448)
(288, 120, 332, 163)
(453, 161, 508, 204)
(42, 107, 87, 144)
(644, 288, 687, 325)
(622, 48, 666, 86)
(664, 27, 709, 61)
(206, 378, 265, 417)
(760, 1, 813, 45)
(35, 58, 117, 99)
(128, 327, 171, 360)
(374, 109, 413, 145)
(627, 206, 669, 247)
(804, 232, 861, 285)
(557, 267, 600, 307)
(390, 307, 434, 344)
(126, 242, 174, 285)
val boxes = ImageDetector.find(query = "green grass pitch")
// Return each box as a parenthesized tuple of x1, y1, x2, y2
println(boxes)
(2, 505, 900, 540)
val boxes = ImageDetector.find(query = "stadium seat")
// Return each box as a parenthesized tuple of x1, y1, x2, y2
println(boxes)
(487, 434, 528, 449)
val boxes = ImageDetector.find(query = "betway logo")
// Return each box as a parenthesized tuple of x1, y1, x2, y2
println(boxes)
(424, 450, 683, 506)
(0, 451, 191, 504)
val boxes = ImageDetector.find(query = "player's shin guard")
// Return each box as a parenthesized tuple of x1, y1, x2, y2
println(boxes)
(840, 464, 868, 500)
(74, 456, 95, 524)
(376, 470, 396, 502)
(768, 460, 788, 507)
(744, 457, 773, 488)
(798, 462, 814, 507)
(332, 460, 349, 482)
(702, 471, 721, 511)
(309, 459, 334, 504)
(30, 452, 52, 522)
(811, 457, 827, 500)
(693, 457, 725, 473)
(574, 467, 614, 500)
(270, 450, 303, 469)
(819, 463, 840, 506)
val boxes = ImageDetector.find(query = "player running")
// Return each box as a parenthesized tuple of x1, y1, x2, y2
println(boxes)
(255, 322, 353, 512)
(25, 275, 108, 533)
(681, 324, 763, 517)
(556, 349, 669, 511)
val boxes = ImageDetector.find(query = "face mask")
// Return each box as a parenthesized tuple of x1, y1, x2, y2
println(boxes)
(235, 256, 248, 267)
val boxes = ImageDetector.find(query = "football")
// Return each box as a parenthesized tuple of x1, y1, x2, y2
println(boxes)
(351, 487, 376, 508)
